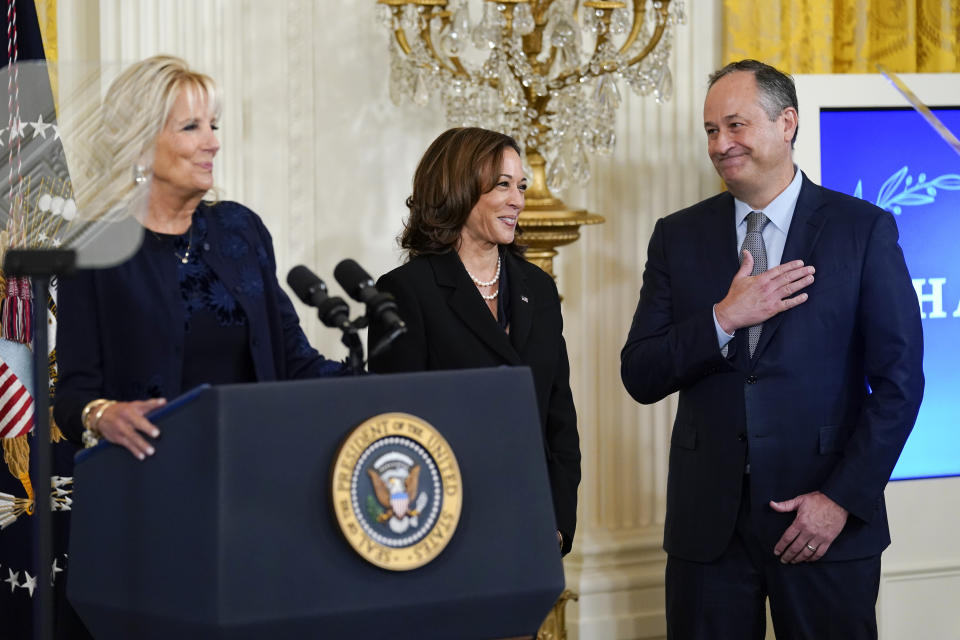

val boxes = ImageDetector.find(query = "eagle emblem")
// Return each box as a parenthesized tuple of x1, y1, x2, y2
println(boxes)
(331, 413, 462, 570)
(366, 451, 429, 534)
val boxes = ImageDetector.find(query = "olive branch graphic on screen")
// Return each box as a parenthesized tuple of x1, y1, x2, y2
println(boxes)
(855, 166, 960, 214)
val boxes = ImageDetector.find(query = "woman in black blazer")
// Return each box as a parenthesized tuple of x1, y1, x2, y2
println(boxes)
(369, 127, 581, 555)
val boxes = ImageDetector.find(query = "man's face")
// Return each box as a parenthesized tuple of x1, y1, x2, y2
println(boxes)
(703, 71, 796, 198)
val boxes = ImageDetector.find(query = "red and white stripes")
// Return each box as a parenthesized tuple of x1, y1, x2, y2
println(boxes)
(0, 358, 34, 439)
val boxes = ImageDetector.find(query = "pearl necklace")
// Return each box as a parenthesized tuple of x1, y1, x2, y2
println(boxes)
(466, 255, 501, 287)
(476, 286, 499, 301)
(465, 256, 501, 300)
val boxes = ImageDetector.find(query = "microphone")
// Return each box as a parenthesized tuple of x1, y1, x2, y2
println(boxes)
(333, 259, 406, 334)
(286, 265, 351, 330)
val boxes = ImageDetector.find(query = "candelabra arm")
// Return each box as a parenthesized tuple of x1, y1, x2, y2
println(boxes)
(549, 0, 672, 85)
(618, 0, 649, 55)
(393, 27, 413, 56)
(552, 61, 588, 87)
(419, 32, 456, 76)
(520, 2, 561, 78)
(450, 56, 469, 76)
(419, 8, 463, 76)
(625, 0, 671, 67)
(389, 6, 470, 78)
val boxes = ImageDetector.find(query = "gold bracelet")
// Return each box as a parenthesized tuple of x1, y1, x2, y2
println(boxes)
(81, 399, 112, 448)
(81, 399, 109, 431)
(89, 400, 117, 436)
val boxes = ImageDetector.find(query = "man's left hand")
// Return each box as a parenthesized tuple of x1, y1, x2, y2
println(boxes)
(770, 491, 848, 563)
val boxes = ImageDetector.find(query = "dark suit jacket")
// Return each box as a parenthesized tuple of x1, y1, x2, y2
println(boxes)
(368, 250, 581, 555)
(54, 201, 343, 442)
(621, 175, 924, 563)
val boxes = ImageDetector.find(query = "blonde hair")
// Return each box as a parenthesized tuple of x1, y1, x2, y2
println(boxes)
(77, 55, 221, 219)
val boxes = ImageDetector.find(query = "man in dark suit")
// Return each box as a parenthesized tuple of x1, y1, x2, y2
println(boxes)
(620, 60, 924, 639)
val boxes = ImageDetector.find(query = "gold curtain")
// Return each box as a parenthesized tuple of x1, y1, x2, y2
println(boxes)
(33, 0, 57, 62)
(33, 0, 58, 106)
(723, 0, 960, 73)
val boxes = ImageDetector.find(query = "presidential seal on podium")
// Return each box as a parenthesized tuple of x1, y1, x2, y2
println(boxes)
(331, 412, 463, 570)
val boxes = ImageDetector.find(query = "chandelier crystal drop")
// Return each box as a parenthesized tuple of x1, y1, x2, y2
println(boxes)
(377, 0, 685, 195)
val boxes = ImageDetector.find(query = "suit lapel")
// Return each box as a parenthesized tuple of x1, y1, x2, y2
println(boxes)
(704, 192, 742, 302)
(701, 193, 753, 365)
(751, 174, 828, 361)
(430, 252, 523, 366)
(505, 252, 533, 354)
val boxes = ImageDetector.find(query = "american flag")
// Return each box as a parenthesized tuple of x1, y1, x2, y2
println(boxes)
(0, 358, 34, 439)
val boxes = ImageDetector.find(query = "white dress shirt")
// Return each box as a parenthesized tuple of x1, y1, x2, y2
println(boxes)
(714, 167, 803, 348)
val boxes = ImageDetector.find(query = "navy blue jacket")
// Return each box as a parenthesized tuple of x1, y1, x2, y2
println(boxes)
(54, 201, 342, 442)
(621, 176, 924, 563)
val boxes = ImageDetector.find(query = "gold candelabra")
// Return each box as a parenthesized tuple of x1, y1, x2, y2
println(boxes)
(376, 0, 683, 279)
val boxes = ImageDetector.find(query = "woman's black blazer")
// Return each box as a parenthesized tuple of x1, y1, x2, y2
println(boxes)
(369, 250, 580, 555)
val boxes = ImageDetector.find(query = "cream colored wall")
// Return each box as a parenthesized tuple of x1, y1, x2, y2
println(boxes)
(57, 2, 957, 639)
(557, 2, 722, 636)
(882, 478, 960, 639)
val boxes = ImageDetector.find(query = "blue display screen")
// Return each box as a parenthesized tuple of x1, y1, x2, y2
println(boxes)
(820, 107, 960, 480)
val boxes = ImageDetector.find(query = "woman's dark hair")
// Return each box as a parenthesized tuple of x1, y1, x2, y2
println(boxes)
(400, 127, 526, 258)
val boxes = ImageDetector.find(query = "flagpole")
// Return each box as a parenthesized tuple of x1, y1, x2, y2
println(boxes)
(29, 273, 52, 640)
(4, 249, 76, 640)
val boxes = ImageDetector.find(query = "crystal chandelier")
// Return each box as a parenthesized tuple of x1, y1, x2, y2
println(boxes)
(376, 0, 685, 277)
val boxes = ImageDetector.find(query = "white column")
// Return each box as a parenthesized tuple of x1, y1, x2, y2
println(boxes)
(559, 1, 722, 637)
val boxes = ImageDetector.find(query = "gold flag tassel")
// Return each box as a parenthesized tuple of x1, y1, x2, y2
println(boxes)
(1, 435, 35, 525)
(50, 408, 64, 442)
(0, 490, 33, 528)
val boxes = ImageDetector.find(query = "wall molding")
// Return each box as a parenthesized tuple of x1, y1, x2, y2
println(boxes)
(566, 526, 666, 594)
(566, 528, 669, 640)
(882, 562, 960, 581)
(67, 4, 960, 639)
(878, 561, 960, 639)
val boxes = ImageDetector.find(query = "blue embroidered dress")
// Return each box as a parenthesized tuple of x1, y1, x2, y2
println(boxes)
(54, 201, 344, 442)
(153, 211, 256, 388)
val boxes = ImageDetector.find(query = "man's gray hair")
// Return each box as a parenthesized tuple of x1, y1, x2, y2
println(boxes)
(708, 59, 799, 144)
